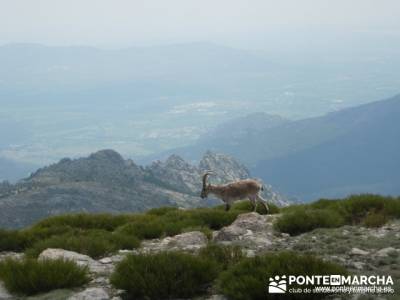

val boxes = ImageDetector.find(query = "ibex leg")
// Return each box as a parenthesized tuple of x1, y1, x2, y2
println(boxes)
(256, 194, 269, 214)
(248, 195, 257, 212)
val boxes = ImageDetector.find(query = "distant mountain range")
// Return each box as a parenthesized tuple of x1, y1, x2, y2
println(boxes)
(162, 94, 400, 201)
(2, 42, 400, 168)
(0, 150, 287, 228)
(253, 94, 400, 200)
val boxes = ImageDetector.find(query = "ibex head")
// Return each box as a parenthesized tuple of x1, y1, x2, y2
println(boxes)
(200, 171, 213, 199)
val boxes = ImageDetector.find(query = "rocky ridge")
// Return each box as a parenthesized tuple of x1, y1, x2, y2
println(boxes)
(0, 150, 288, 228)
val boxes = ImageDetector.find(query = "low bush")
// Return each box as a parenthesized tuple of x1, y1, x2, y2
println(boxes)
(363, 212, 388, 228)
(113, 208, 240, 241)
(217, 251, 347, 300)
(0, 258, 89, 296)
(33, 213, 137, 231)
(26, 230, 139, 258)
(110, 252, 219, 299)
(199, 243, 244, 270)
(190, 209, 238, 230)
(146, 206, 179, 216)
(276, 194, 400, 235)
(0, 229, 31, 252)
(275, 207, 345, 235)
(115, 215, 164, 239)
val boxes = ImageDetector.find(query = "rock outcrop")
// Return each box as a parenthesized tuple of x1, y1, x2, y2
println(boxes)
(140, 231, 208, 253)
(39, 248, 111, 275)
(0, 150, 288, 228)
(67, 287, 110, 300)
(213, 213, 282, 253)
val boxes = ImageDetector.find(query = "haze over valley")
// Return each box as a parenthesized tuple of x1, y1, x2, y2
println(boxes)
(1, 41, 400, 176)
(1, 0, 400, 203)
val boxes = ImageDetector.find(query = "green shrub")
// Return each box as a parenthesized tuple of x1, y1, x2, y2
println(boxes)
(0, 229, 31, 252)
(26, 230, 139, 258)
(25, 225, 77, 241)
(276, 194, 400, 235)
(217, 251, 347, 300)
(275, 207, 345, 235)
(0, 258, 89, 296)
(126, 208, 239, 238)
(111, 252, 219, 299)
(341, 194, 386, 223)
(265, 203, 280, 214)
(190, 209, 238, 230)
(363, 212, 387, 228)
(34, 213, 136, 231)
(115, 215, 164, 239)
(383, 197, 400, 218)
(199, 243, 244, 270)
(146, 206, 179, 216)
(159, 210, 199, 236)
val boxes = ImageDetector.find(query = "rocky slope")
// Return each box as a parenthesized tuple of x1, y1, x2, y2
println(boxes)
(1, 212, 399, 300)
(0, 150, 287, 228)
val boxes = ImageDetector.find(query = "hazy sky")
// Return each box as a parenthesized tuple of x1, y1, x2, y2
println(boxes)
(1, 0, 399, 49)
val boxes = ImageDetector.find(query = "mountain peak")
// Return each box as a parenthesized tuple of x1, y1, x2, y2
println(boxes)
(165, 154, 187, 165)
(88, 149, 125, 163)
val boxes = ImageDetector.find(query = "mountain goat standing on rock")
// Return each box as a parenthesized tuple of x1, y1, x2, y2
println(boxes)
(200, 171, 269, 213)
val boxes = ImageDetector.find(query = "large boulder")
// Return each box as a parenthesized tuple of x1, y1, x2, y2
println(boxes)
(38, 249, 109, 274)
(213, 213, 279, 252)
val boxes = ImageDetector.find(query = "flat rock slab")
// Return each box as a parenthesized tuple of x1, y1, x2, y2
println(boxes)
(350, 248, 370, 256)
(141, 231, 208, 253)
(67, 287, 109, 300)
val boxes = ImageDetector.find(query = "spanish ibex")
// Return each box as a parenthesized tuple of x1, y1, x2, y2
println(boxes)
(200, 171, 269, 213)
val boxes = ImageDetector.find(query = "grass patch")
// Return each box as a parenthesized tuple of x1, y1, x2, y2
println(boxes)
(33, 213, 137, 231)
(276, 194, 400, 235)
(0, 229, 31, 252)
(146, 206, 179, 216)
(1, 198, 280, 254)
(199, 243, 244, 270)
(115, 215, 164, 239)
(275, 207, 345, 235)
(110, 251, 219, 299)
(0, 258, 89, 296)
(363, 212, 388, 228)
(26, 230, 139, 259)
(217, 251, 347, 300)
